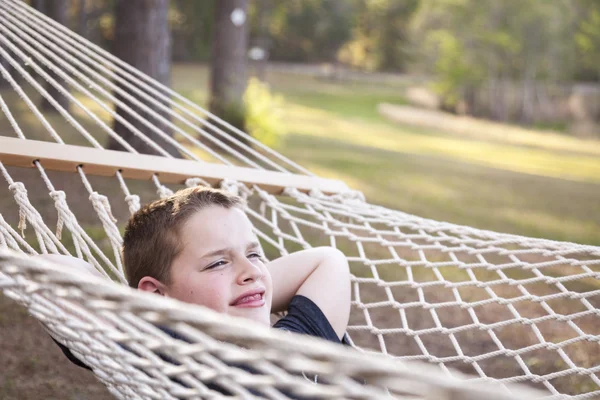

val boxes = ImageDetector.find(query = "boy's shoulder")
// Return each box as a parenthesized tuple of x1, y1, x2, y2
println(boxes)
(273, 295, 346, 344)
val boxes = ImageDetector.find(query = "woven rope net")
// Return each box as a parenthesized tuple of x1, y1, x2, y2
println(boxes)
(0, 0, 598, 398)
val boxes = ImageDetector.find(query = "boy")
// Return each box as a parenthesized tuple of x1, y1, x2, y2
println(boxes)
(124, 185, 351, 342)
(48, 186, 351, 373)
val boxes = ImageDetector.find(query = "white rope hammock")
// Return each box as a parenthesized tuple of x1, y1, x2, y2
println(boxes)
(0, 0, 598, 398)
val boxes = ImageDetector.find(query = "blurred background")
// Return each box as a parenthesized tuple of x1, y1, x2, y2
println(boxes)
(1, 1, 600, 397)
(2, 0, 599, 247)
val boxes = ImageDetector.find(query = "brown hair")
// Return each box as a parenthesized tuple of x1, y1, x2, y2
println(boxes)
(123, 186, 243, 288)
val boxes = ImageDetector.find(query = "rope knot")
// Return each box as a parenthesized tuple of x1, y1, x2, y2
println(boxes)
(340, 190, 366, 204)
(259, 201, 267, 217)
(124, 194, 141, 215)
(309, 188, 325, 199)
(90, 192, 123, 253)
(50, 190, 66, 202)
(8, 181, 27, 195)
(89, 192, 117, 224)
(185, 177, 211, 188)
(283, 187, 300, 197)
(50, 190, 68, 239)
(8, 182, 28, 236)
(156, 185, 174, 199)
(220, 179, 239, 196)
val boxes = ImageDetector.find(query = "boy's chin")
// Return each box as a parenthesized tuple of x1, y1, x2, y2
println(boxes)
(230, 308, 271, 326)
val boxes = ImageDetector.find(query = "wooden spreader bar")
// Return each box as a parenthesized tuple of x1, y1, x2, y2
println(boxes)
(0, 137, 349, 195)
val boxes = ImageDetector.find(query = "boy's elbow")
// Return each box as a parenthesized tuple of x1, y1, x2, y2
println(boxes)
(317, 246, 349, 274)
(317, 247, 351, 334)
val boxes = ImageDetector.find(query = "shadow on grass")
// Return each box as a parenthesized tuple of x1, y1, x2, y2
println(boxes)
(279, 134, 600, 246)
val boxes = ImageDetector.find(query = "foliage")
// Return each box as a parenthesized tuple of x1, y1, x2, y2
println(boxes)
(253, 67, 600, 246)
(33, 0, 600, 130)
(258, 0, 354, 63)
(170, 0, 215, 61)
(338, 0, 419, 72)
(425, 30, 481, 108)
(243, 78, 286, 147)
(410, 0, 578, 113)
(62, 0, 600, 83)
(574, 0, 600, 80)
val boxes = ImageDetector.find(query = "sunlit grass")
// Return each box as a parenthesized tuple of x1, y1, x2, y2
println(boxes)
(280, 134, 600, 245)
(379, 103, 600, 157)
(282, 103, 600, 184)
(1, 63, 599, 246)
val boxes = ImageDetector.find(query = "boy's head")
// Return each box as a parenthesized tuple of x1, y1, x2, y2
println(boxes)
(123, 186, 272, 325)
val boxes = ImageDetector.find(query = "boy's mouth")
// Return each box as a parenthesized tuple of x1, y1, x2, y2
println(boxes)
(230, 288, 265, 307)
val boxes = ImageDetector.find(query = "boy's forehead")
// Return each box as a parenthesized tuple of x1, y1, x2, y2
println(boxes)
(180, 206, 257, 248)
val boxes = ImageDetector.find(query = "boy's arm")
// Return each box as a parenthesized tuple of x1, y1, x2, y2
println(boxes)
(267, 247, 351, 339)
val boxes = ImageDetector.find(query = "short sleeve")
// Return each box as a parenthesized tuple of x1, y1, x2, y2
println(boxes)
(272, 295, 342, 343)
(52, 338, 92, 370)
(55, 295, 349, 372)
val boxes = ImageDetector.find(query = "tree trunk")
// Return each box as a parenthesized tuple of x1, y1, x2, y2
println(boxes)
(0, 47, 13, 88)
(519, 62, 536, 124)
(209, 0, 249, 137)
(40, 0, 70, 112)
(251, 0, 272, 81)
(464, 85, 477, 116)
(108, 0, 180, 157)
(30, 0, 45, 12)
(77, 0, 88, 38)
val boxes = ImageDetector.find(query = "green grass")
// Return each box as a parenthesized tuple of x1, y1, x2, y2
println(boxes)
(206, 65, 599, 246)
(2, 63, 600, 398)
(379, 103, 600, 158)
(272, 83, 409, 122)
(2, 63, 599, 246)
(280, 134, 600, 245)
(279, 102, 600, 184)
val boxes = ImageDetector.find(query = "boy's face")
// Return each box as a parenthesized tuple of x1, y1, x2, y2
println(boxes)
(164, 206, 273, 326)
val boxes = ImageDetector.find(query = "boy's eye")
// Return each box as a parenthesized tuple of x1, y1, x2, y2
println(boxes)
(248, 252, 263, 260)
(206, 260, 227, 270)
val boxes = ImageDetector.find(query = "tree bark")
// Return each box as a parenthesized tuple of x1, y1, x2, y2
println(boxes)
(77, 0, 88, 38)
(251, 0, 272, 81)
(0, 47, 13, 88)
(40, 0, 70, 112)
(519, 63, 536, 124)
(108, 0, 180, 157)
(209, 0, 249, 136)
(30, 0, 45, 12)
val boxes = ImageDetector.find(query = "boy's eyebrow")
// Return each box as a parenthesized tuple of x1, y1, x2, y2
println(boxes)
(246, 241, 261, 250)
(200, 241, 261, 259)
(200, 248, 228, 259)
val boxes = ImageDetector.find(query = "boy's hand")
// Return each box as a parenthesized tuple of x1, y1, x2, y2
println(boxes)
(267, 247, 351, 339)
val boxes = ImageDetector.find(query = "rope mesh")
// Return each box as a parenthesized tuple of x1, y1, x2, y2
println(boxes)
(0, 0, 599, 398)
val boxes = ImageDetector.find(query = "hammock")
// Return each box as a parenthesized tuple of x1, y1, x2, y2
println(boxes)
(0, 0, 598, 398)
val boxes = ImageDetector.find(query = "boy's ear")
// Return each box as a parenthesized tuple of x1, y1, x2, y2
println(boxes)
(138, 276, 167, 295)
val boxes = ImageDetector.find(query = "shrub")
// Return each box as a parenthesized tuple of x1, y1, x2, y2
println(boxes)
(243, 78, 286, 147)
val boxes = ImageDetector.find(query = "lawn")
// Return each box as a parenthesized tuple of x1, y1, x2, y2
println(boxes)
(174, 64, 600, 246)
(3, 63, 599, 246)
(2, 63, 600, 399)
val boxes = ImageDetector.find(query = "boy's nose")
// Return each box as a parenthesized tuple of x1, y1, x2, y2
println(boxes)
(237, 258, 264, 284)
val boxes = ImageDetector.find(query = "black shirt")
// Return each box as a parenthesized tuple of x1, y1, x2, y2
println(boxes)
(274, 294, 345, 343)
(56, 295, 346, 370)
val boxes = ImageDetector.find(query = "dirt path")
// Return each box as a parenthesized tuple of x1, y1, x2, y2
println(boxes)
(378, 103, 600, 157)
